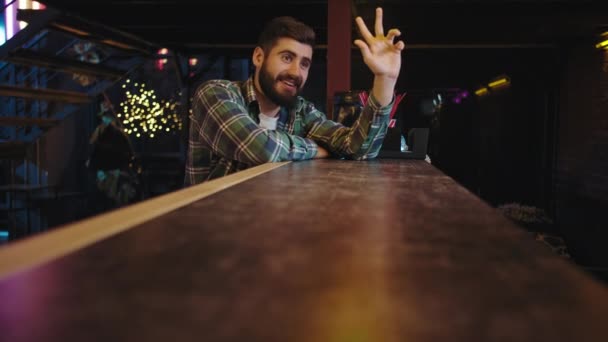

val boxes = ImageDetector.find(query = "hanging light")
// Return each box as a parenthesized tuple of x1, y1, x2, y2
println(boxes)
(488, 75, 511, 90)
(595, 32, 608, 50)
(474, 87, 489, 97)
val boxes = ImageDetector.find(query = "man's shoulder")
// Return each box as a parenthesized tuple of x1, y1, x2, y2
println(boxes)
(196, 79, 242, 94)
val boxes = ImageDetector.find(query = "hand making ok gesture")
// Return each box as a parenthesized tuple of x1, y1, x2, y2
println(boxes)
(354, 7, 405, 80)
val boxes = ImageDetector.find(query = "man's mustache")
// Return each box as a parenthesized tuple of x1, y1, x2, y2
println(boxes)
(277, 74, 302, 88)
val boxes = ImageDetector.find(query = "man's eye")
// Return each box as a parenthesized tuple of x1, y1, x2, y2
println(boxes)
(282, 54, 292, 62)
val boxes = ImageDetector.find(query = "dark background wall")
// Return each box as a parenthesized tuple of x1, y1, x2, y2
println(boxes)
(352, 42, 607, 267)
(555, 42, 608, 266)
(352, 47, 558, 207)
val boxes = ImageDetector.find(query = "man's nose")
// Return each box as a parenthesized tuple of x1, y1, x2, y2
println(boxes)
(288, 62, 301, 77)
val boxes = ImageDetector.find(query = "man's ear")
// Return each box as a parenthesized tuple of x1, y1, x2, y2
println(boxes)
(252, 47, 264, 68)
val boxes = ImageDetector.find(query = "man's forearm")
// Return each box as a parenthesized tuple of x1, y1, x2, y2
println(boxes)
(371, 75, 397, 107)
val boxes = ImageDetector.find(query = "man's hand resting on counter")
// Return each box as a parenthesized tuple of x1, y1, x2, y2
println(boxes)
(314, 146, 330, 159)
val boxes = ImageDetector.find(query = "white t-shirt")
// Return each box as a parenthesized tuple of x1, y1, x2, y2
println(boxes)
(259, 113, 279, 130)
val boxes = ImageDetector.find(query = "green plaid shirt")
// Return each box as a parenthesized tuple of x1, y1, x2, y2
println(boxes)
(185, 77, 392, 185)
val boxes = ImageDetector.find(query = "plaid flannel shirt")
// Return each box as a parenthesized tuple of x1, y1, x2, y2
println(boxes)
(184, 77, 392, 185)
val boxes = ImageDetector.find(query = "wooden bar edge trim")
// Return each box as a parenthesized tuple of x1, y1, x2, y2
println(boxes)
(0, 162, 290, 280)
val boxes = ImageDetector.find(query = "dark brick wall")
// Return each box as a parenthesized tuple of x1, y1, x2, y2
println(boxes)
(555, 44, 608, 266)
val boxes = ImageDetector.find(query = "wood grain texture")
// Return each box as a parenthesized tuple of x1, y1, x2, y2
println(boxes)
(0, 159, 606, 342)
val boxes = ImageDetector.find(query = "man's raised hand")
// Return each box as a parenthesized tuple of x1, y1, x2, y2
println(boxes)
(354, 7, 405, 80)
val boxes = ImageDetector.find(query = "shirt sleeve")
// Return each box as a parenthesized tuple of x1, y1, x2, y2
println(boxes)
(302, 93, 392, 160)
(191, 80, 319, 165)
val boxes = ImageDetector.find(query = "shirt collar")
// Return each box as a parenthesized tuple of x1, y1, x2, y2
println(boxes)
(242, 77, 258, 107)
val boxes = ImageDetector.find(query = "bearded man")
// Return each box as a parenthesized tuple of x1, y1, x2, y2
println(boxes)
(185, 8, 404, 185)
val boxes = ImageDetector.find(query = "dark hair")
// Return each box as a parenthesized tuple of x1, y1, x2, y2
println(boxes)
(257, 16, 315, 53)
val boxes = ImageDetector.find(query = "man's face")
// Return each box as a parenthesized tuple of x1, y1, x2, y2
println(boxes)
(254, 38, 313, 108)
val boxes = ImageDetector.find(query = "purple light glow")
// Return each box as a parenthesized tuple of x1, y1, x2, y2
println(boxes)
(5, 0, 16, 40)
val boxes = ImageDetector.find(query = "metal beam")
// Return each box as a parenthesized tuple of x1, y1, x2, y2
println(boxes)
(0, 85, 92, 103)
(17, 9, 159, 55)
(0, 8, 58, 59)
(327, 0, 351, 119)
(2, 49, 125, 79)
(182, 43, 557, 51)
(0, 116, 60, 128)
(0, 141, 28, 159)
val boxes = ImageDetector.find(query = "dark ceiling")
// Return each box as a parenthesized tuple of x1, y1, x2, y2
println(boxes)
(37, 0, 608, 54)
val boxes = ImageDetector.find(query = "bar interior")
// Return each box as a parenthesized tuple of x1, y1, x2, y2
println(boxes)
(0, 0, 607, 341)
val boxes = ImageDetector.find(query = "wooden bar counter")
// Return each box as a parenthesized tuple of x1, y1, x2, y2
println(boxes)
(0, 159, 607, 341)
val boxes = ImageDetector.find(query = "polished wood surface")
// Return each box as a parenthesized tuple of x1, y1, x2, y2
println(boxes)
(0, 162, 288, 280)
(1, 159, 606, 341)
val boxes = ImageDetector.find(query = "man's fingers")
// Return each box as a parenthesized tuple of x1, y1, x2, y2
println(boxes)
(354, 39, 371, 59)
(386, 29, 401, 43)
(355, 16, 373, 42)
(395, 40, 405, 51)
(374, 7, 384, 37)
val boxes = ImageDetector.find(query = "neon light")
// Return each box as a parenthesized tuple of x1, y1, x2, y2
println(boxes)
(54, 23, 90, 36)
(475, 87, 488, 96)
(488, 78, 509, 88)
(595, 40, 608, 49)
(18, 0, 28, 30)
(5, 0, 15, 40)
(1, 16, 5, 45)
(0, 231, 9, 238)
(101, 39, 135, 49)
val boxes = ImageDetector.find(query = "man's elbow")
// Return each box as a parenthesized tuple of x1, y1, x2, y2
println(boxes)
(343, 142, 377, 160)
(232, 145, 282, 165)
(362, 150, 380, 160)
(252, 149, 281, 164)
(350, 150, 379, 161)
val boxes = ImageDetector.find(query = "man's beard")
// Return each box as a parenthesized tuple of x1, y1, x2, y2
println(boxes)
(258, 62, 303, 108)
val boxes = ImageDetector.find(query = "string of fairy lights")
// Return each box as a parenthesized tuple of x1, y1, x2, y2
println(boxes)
(118, 79, 182, 139)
